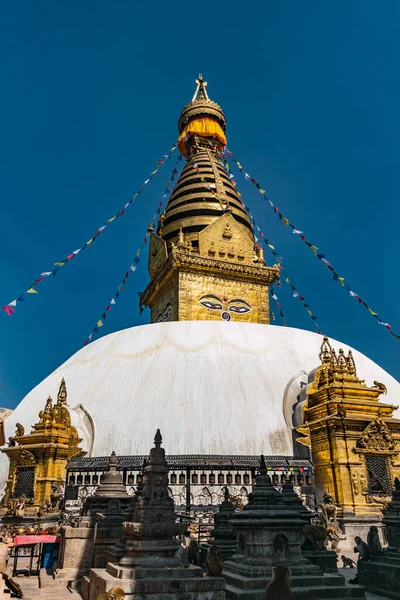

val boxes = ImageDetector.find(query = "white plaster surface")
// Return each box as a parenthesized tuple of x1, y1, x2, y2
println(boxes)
(1, 322, 399, 489)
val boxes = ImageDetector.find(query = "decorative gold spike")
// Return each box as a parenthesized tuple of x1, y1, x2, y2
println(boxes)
(176, 228, 185, 250)
(256, 245, 265, 266)
(347, 349, 357, 376)
(319, 336, 332, 364)
(57, 378, 67, 405)
(330, 348, 338, 371)
(337, 348, 347, 373)
(43, 396, 53, 422)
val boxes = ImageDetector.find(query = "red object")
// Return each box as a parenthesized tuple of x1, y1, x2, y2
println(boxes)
(2, 305, 15, 316)
(14, 535, 59, 546)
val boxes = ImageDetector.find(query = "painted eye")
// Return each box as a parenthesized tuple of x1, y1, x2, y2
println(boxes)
(156, 314, 163, 322)
(229, 305, 251, 314)
(200, 301, 223, 310)
(164, 305, 172, 320)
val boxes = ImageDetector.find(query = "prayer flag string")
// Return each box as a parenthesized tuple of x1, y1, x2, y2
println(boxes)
(82, 160, 182, 346)
(2, 145, 178, 316)
(220, 156, 321, 333)
(225, 148, 400, 341)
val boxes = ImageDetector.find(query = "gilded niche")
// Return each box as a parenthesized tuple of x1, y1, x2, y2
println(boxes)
(198, 213, 254, 265)
(356, 416, 396, 453)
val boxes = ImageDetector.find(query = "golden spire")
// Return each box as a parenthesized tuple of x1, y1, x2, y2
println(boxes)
(57, 377, 67, 405)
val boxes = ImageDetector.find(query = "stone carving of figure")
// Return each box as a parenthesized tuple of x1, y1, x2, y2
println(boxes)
(50, 483, 63, 512)
(360, 473, 368, 494)
(367, 526, 382, 556)
(352, 472, 359, 496)
(15, 497, 25, 517)
(319, 491, 337, 528)
(38, 498, 51, 517)
(273, 534, 289, 557)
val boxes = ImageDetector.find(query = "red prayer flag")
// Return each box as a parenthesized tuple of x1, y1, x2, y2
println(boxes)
(2, 305, 15, 316)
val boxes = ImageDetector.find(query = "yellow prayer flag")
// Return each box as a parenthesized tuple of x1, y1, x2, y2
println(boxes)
(97, 320, 103, 327)
(369, 309, 378, 316)
(307, 310, 312, 316)
(54, 262, 64, 266)
(283, 218, 289, 226)
(285, 278, 290, 284)
(268, 244, 275, 250)
(151, 170, 157, 175)
(27, 287, 39, 294)
(259, 189, 265, 194)
(237, 162, 243, 169)
(311, 245, 318, 254)
(86, 239, 94, 245)
(107, 216, 117, 223)
(339, 277, 345, 285)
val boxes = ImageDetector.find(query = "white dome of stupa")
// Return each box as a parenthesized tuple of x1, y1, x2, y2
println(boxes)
(1, 321, 399, 489)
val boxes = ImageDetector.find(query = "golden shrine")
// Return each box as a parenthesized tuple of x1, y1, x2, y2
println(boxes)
(140, 75, 280, 324)
(1, 379, 82, 516)
(298, 336, 400, 537)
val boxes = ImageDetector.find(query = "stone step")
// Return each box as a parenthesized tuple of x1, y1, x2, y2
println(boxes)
(223, 572, 347, 591)
(225, 583, 365, 600)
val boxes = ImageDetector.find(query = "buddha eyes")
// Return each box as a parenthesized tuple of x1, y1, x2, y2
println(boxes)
(229, 305, 251, 314)
(199, 295, 252, 316)
(199, 300, 223, 310)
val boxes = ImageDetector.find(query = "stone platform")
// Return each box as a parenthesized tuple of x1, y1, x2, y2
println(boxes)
(84, 564, 224, 600)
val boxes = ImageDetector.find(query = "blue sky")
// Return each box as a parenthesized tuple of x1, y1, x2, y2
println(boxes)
(1, 1, 399, 408)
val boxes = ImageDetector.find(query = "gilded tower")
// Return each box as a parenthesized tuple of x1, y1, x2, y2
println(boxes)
(1, 378, 83, 515)
(298, 336, 400, 542)
(140, 75, 280, 323)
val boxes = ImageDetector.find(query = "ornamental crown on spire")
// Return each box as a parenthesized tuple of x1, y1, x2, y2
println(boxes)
(178, 74, 227, 157)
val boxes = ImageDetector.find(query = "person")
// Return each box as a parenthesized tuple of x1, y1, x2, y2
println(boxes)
(264, 565, 294, 600)
(349, 536, 370, 585)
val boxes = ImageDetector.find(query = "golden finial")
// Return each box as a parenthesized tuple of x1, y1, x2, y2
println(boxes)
(337, 348, 347, 373)
(347, 350, 357, 376)
(256, 245, 265, 266)
(57, 378, 67, 405)
(330, 348, 338, 371)
(43, 396, 53, 422)
(177, 228, 185, 250)
(192, 73, 209, 102)
(319, 336, 332, 364)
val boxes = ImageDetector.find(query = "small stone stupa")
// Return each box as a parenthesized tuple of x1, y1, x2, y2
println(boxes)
(57, 451, 130, 581)
(223, 456, 365, 599)
(85, 430, 225, 599)
(359, 477, 400, 598)
(211, 487, 237, 562)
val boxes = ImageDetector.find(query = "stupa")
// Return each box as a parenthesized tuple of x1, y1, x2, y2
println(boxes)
(1, 75, 400, 541)
(223, 456, 365, 599)
(83, 431, 225, 600)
